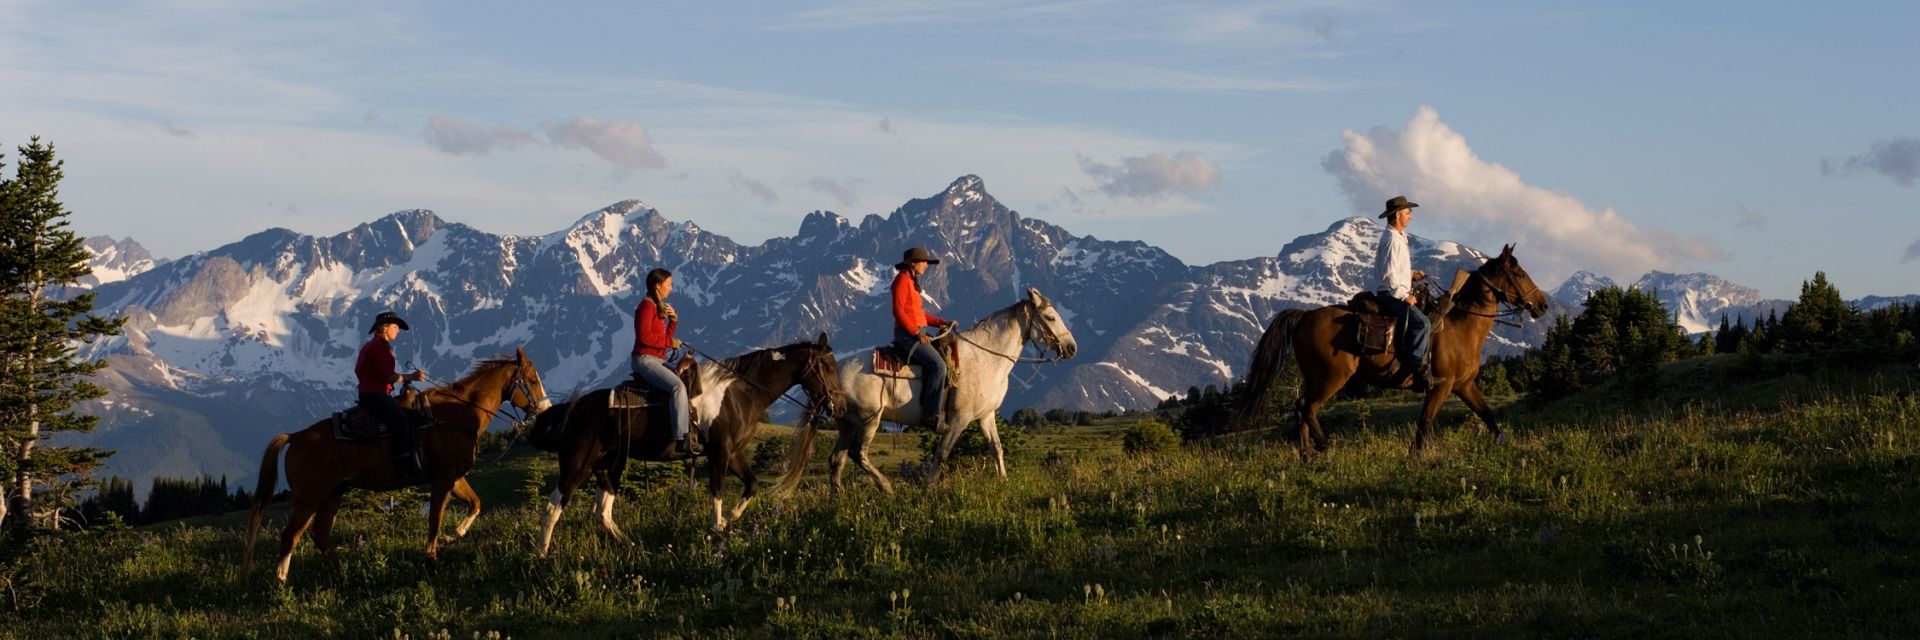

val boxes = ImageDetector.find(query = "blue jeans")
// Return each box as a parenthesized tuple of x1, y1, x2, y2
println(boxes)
(893, 330, 947, 420)
(1376, 293, 1431, 369)
(629, 354, 689, 439)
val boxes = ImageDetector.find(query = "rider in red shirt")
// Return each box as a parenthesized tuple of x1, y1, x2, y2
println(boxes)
(356, 311, 427, 476)
(631, 268, 697, 456)
(891, 247, 956, 429)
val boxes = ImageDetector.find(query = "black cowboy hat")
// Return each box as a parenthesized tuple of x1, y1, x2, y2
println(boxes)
(895, 247, 941, 269)
(368, 311, 410, 334)
(1378, 195, 1418, 219)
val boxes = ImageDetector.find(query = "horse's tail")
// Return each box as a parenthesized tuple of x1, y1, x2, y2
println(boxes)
(1229, 308, 1306, 432)
(769, 408, 826, 499)
(243, 433, 292, 569)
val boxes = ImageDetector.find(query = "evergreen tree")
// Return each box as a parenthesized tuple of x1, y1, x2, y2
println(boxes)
(0, 138, 125, 532)
(1777, 271, 1855, 354)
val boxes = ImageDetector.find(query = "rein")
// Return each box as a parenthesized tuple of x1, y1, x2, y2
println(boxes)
(952, 304, 1068, 365)
(411, 360, 546, 428)
(1447, 270, 1536, 327)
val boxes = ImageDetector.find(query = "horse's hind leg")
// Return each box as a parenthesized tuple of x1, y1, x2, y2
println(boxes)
(1298, 380, 1342, 457)
(310, 490, 347, 577)
(450, 477, 482, 539)
(274, 489, 324, 583)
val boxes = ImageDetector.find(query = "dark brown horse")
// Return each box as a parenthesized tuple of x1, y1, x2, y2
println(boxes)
(243, 348, 551, 582)
(530, 334, 844, 556)
(1232, 245, 1549, 454)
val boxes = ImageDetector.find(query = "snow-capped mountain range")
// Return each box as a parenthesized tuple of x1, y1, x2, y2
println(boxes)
(62, 175, 1898, 489)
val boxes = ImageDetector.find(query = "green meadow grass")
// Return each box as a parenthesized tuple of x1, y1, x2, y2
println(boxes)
(4, 362, 1918, 638)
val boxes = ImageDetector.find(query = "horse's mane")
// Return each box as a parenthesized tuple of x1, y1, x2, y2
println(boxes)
(425, 355, 519, 400)
(973, 298, 1034, 330)
(711, 341, 820, 384)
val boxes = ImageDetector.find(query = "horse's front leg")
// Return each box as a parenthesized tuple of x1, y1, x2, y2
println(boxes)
(977, 409, 1007, 478)
(450, 477, 482, 539)
(539, 443, 597, 558)
(709, 440, 732, 531)
(425, 478, 455, 563)
(594, 454, 633, 546)
(927, 418, 969, 481)
(715, 442, 763, 532)
(1410, 386, 1451, 454)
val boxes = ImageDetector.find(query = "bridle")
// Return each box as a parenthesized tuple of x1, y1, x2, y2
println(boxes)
(412, 359, 550, 430)
(1456, 262, 1542, 323)
(955, 301, 1071, 364)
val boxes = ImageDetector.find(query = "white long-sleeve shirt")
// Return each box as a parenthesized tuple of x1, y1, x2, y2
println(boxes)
(1373, 226, 1412, 299)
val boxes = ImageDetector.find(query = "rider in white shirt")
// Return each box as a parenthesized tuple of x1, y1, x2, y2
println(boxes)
(1373, 195, 1438, 389)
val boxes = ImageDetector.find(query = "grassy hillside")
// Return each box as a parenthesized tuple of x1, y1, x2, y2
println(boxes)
(3, 361, 1918, 638)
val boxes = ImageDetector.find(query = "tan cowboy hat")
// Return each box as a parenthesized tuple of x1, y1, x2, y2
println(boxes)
(1378, 195, 1419, 219)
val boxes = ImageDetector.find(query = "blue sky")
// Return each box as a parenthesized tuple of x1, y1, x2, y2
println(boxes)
(3, 0, 1917, 298)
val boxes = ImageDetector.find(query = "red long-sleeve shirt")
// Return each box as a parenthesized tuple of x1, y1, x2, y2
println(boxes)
(355, 335, 398, 394)
(891, 270, 948, 334)
(632, 297, 678, 359)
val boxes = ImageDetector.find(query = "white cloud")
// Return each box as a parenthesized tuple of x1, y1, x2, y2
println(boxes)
(1322, 106, 1722, 283)
(543, 117, 667, 170)
(422, 115, 535, 155)
(1080, 151, 1223, 200)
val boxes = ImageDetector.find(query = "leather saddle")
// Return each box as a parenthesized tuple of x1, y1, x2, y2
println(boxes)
(872, 334, 960, 383)
(609, 356, 704, 424)
(331, 388, 428, 441)
(1345, 285, 1457, 359)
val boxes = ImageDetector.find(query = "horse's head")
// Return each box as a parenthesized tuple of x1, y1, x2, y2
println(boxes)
(1480, 245, 1550, 319)
(1022, 287, 1078, 359)
(793, 332, 846, 416)
(507, 347, 553, 415)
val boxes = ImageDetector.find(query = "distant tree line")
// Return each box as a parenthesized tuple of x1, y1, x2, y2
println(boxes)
(75, 475, 259, 528)
(1484, 271, 1920, 402)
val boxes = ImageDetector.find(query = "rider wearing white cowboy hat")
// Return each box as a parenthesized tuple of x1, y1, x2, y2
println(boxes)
(1373, 195, 1440, 390)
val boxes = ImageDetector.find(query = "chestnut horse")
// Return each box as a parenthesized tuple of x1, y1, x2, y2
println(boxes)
(530, 335, 844, 557)
(1231, 245, 1549, 454)
(244, 348, 551, 582)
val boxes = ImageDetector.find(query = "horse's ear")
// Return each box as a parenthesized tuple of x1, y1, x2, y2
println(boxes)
(1026, 286, 1047, 307)
(817, 331, 830, 347)
(1500, 244, 1513, 257)
(516, 346, 527, 362)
